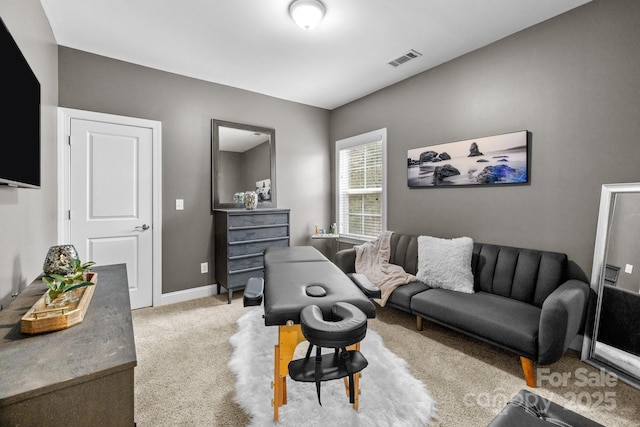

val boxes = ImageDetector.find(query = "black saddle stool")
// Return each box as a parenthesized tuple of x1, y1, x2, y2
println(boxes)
(288, 302, 368, 406)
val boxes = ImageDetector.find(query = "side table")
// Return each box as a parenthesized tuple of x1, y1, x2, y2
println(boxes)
(311, 233, 340, 258)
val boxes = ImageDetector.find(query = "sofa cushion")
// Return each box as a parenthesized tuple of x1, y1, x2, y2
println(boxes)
(473, 243, 567, 307)
(389, 233, 419, 275)
(411, 290, 541, 358)
(386, 281, 430, 312)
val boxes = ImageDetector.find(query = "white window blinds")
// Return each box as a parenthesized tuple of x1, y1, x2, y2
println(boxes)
(336, 129, 386, 241)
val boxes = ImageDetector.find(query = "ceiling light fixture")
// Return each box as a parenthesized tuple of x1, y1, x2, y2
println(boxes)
(290, 0, 325, 30)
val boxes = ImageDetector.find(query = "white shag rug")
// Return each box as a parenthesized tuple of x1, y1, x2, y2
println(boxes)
(229, 307, 437, 426)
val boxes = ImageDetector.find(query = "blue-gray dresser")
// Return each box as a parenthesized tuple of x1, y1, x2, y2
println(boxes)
(214, 208, 290, 303)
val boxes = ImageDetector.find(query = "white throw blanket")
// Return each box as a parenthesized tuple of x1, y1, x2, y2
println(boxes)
(354, 231, 418, 307)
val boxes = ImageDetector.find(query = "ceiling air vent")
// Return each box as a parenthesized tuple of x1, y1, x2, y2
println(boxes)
(388, 49, 423, 67)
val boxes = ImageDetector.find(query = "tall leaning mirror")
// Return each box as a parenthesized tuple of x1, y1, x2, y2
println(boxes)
(582, 182, 640, 389)
(212, 119, 276, 210)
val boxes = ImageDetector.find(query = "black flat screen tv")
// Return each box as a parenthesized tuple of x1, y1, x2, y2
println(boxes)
(0, 16, 41, 188)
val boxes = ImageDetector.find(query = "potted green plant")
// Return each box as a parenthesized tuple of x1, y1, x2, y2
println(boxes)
(66, 258, 96, 279)
(42, 259, 96, 306)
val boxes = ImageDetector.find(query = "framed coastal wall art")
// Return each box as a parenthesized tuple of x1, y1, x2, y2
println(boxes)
(407, 130, 529, 188)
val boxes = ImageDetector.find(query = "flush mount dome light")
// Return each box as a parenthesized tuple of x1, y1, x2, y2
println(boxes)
(290, 0, 325, 30)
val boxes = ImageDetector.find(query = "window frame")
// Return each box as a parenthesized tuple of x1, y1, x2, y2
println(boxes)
(335, 128, 387, 244)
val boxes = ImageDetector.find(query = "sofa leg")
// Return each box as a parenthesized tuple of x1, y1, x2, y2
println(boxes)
(416, 316, 423, 331)
(520, 356, 536, 388)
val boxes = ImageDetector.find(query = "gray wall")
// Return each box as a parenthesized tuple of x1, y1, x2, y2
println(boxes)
(57, 48, 330, 294)
(330, 0, 640, 278)
(0, 1, 59, 309)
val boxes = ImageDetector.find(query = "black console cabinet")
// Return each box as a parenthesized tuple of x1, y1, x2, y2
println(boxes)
(214, 208, 290, 303)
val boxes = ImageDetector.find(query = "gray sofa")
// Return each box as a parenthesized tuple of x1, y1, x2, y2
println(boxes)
(334, 232, 590, 387)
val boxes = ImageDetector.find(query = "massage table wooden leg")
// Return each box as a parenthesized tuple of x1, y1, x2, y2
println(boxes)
(273, 324, 306, 422)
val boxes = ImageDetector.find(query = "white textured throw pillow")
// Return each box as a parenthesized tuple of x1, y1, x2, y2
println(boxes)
(416, 236, 475, 293)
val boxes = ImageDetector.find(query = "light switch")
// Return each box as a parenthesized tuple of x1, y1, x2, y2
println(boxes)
(625, 264, 633, 274)
(176, 199, 184, 210)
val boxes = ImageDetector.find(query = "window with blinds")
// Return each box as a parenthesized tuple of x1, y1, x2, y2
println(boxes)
(336, 128, 387, 241)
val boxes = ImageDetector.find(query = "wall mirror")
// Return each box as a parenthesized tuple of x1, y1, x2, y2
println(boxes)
(582, 182, 640, 389)
(211, 119, 276, 210)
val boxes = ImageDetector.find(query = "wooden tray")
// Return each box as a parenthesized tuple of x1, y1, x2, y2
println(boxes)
(21, 273, 98, 334)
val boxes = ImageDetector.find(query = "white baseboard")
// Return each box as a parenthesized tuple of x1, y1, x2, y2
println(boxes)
(158, 283, 221, 306)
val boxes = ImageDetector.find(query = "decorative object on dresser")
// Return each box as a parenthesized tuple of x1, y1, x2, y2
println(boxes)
(42, 244, 79, 275)
(244, 190, 258, 210)
(214, 208, 290, 303)
(43, 257, 96, 303)
(233, 192, 245, 204)
(21, 272, 98, 334)
(22, 257, 97, 334)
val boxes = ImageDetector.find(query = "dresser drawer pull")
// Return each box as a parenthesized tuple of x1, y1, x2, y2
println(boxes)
(229, 223, 288, 231)
(229, 266, 264, 275)
(229, 236, 289, 245)
(229, 253, 264, 261)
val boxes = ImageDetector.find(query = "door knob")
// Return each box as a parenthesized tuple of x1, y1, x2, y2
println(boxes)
(135, 224, 150, 231)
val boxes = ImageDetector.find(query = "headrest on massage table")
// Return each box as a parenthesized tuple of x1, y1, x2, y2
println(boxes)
(263, 246, 376, 326)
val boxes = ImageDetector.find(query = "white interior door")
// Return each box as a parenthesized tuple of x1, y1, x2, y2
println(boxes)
(59, 110, 161, 309)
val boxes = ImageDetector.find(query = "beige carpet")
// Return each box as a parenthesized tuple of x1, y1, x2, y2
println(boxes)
(132, 293, 640, 426)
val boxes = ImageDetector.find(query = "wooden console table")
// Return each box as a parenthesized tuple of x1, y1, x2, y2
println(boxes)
(0, 264, 137, 426)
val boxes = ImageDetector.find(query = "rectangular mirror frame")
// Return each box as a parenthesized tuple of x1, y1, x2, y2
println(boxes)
(211, 119, 276, 210)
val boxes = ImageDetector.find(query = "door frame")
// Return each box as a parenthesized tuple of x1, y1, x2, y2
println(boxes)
(57, 108, 162, 307)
